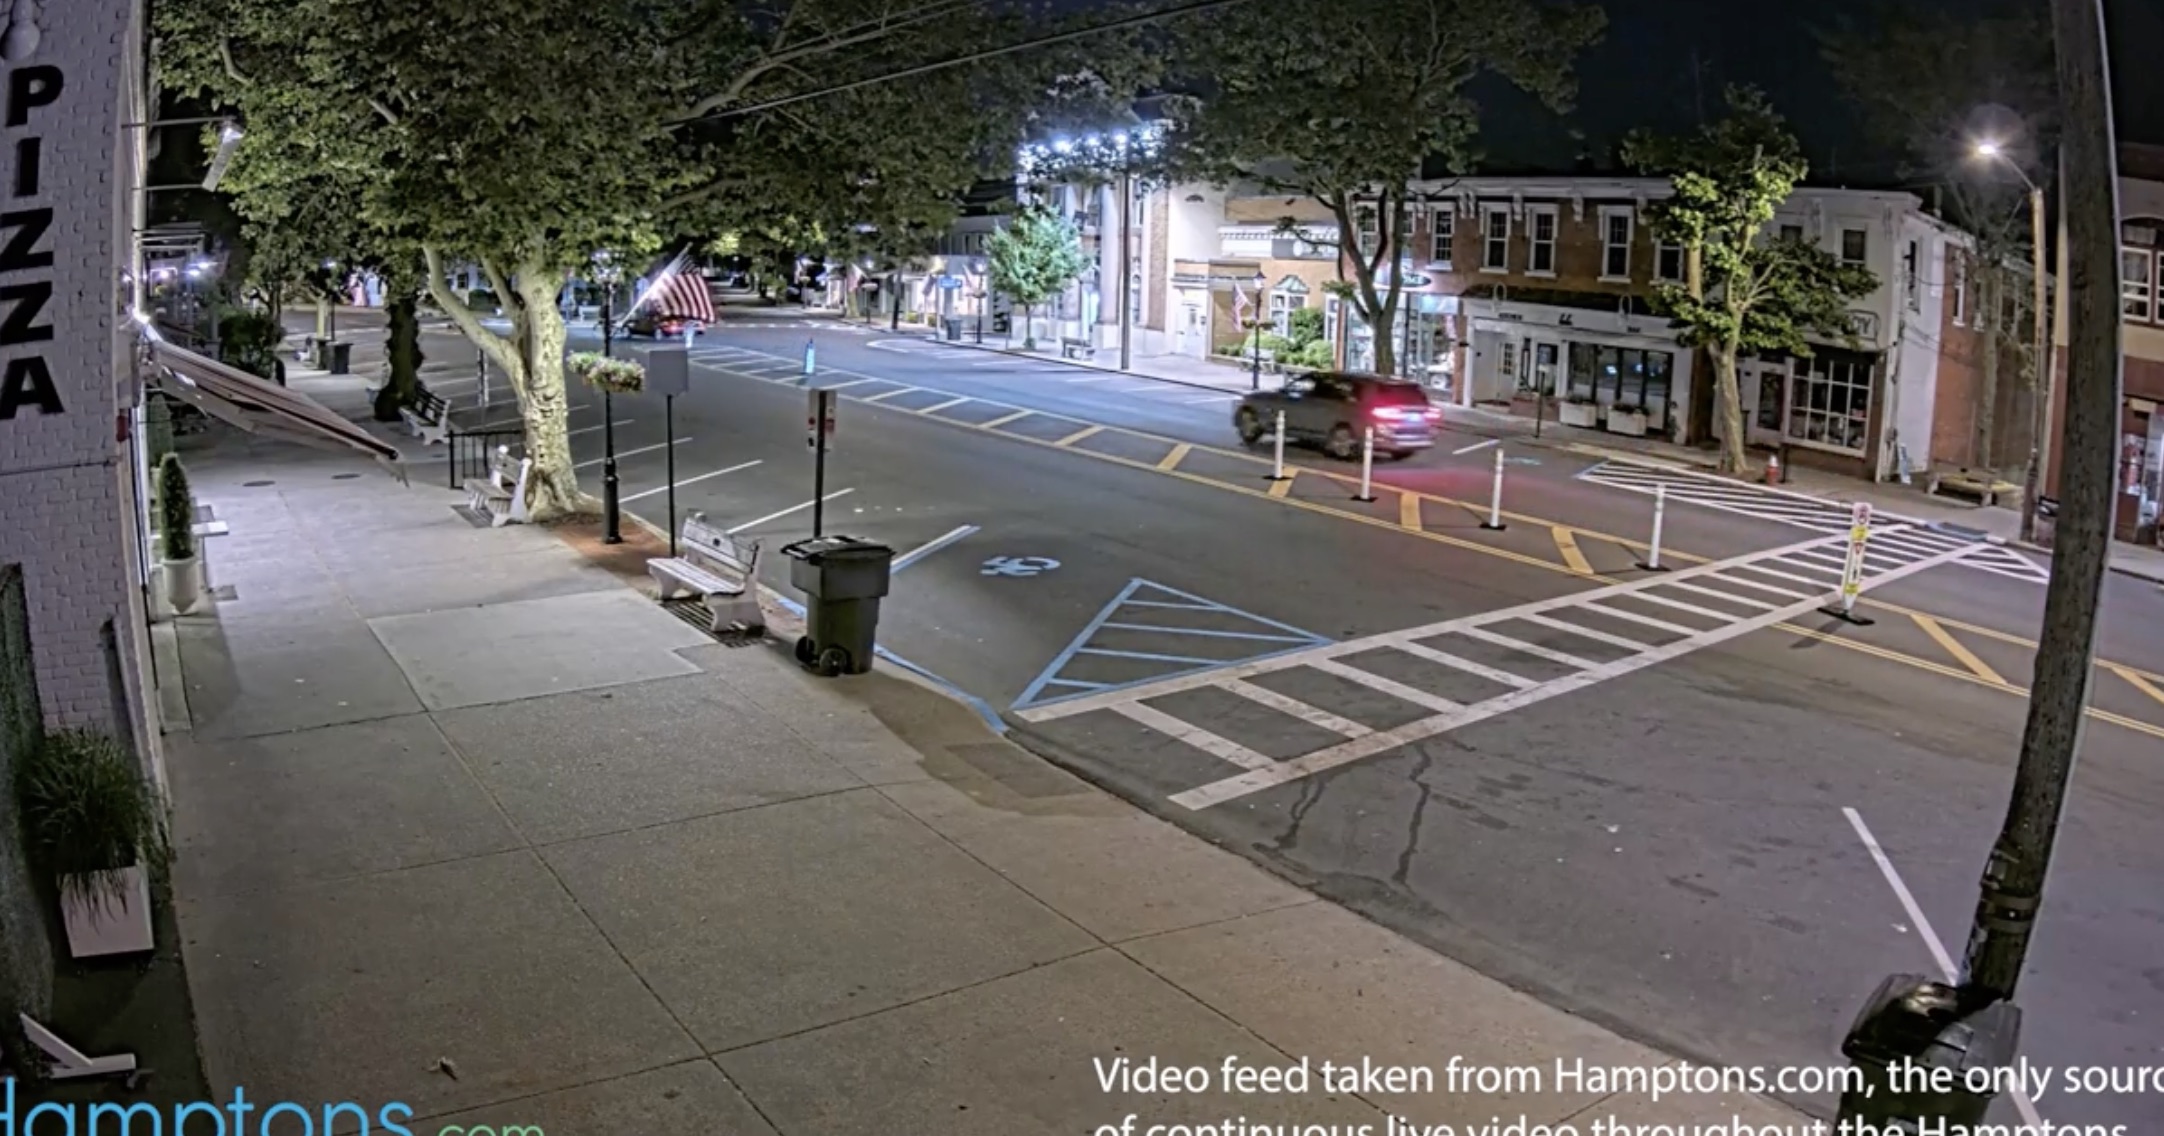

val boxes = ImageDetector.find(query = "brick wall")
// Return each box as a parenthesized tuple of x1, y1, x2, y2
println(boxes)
(1408, 201, 1669, 299)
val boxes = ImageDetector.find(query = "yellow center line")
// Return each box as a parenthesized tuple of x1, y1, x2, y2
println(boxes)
(2106, 662, 2164, 709)
(1552, 527, 1594, 575)
(1158, 443, 1192, 471)
(979, 409, 1034, 429)
(1909, 612, 2007, 685)
(1268, 472, 1297, 498)
(1399, 491, 1423, 531)
(1056, 424, 1105, 447)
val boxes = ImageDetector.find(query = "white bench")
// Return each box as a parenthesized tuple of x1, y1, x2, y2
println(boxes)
(462, 445, 533, 526)
(648, 512, 765, 634)
(1060, 336, 1094, 360)
(400, 388, 452, 445)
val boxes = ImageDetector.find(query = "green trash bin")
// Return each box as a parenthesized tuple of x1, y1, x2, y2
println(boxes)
(783, 536, 895, 676)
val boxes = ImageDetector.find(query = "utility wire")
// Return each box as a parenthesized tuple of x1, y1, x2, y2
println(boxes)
(677, 0, 1252, 125)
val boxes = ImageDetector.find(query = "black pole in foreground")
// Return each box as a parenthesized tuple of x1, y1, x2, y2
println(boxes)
(811, 389, 830, 539)
(602, 291, 622, 544)
(665, 393, 678, 556)
(1835, 1, 2119, 1127)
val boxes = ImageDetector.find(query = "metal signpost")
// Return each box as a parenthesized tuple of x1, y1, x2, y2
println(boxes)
(807, 389, 836, 538)
(647, 347, 691, 555)
(1822, 501, 1876, 625)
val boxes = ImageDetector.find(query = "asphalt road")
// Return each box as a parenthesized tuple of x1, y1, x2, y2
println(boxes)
(421, 311, 2164, 1126)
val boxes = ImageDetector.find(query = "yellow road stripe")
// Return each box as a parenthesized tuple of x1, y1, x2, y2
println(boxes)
(1910, 613, 2006, 685)
(1158, 443, 1192, 471)
(980, 409, 1033, 429)
(1552, 527, 1594, 575)
(1268, 472, 1297, 498)
(1056, 425, 1104, 446)
(2107, 662, 2164, 709)
(1400, 492, 1423, 531)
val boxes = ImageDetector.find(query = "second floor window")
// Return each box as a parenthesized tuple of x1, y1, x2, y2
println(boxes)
(1780, 224, 1805, 244)
(1600, 209, 1632, 279)
(1431, 209, 1454, 266)
(1482, 207, 1510, 271)
(1840, 228, 1869, 268)
(1951, 253, 1968, 325)
(1656, 242, 1684, 283)
(1904, 240, 1920, 311)
(1354, 206, 1379, 253)
(1529, 207, 1558, 275)
(2124, 220, 2162, 324)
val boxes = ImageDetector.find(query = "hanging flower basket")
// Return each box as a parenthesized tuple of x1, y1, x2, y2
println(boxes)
(569, 351, 645, 394)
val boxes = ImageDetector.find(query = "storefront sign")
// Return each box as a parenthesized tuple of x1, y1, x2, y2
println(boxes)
(0, 64, 64, 419)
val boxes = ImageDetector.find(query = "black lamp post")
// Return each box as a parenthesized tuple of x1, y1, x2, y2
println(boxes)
(1249, 270, 1267, 392)
(596, 255, 623, 544)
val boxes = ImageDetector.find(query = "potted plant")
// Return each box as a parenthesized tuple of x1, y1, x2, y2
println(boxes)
(568, 351, 645, 394)
(16, 728, 170, 958)
(1607, 404, 1649, 437)
(157, 453, 204, 614)
(1558, 398, 1601, 429)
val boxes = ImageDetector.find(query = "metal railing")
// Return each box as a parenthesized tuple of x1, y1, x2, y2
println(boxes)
(446, 426, 524, 489)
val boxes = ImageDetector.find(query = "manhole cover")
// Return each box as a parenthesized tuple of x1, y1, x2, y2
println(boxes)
(332, 473, 360, 480)
(243, 480, 275, 487)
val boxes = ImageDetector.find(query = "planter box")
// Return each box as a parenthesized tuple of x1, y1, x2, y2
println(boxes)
(62, 865, 154, 958)
(1558, 401, 1601, 429)
(1607, 408, 1649, 437)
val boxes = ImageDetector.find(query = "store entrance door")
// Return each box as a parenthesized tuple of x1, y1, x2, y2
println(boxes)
(1733, 361, 1789, 448)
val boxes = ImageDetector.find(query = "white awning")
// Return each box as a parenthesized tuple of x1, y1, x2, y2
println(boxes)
(146, 339, 407, 477)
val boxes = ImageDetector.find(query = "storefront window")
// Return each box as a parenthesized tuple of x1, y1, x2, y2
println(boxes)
(1788, 355, 1872, 452)
(1562, 341, 1674, 429)
(1567, 342, 1598, 402)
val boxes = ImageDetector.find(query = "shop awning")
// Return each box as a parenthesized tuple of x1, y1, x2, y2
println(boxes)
(146, 339, 407, 478)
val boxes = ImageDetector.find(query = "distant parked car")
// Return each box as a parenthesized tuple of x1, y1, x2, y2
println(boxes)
(623, 310, 704, 339)
(1234, 371, 1441, 459)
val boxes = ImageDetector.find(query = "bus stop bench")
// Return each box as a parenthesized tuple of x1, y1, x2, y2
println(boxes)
(462, 446, 532, 527)
(1059, 337, 1094, 360)
(400, 389, 452, 445)
(648, 513, 765, 634)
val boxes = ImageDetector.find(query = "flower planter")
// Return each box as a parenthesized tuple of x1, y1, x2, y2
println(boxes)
(164, 555, 205, 614)
(1558, 401, 1601, 429)
(1607, 408, 1649, 437)
(61, 865, 155, 958)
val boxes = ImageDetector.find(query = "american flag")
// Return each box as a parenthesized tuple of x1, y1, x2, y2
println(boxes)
(632, 248, 715, 324)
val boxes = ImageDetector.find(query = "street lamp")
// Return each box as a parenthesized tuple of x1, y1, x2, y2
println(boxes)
(1971, 138, 2052, 544)
(323, 259, 340, 350)
(1249, 270, 1267, 392)
(592, 251, 624, 544)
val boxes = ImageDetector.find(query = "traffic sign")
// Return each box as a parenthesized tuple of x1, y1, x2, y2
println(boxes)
(807, 388, 835, 449)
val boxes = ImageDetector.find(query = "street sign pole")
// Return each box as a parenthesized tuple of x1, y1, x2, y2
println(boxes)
(665, 394, 677, 555)
(645, 346, 692, 556)
(1821, 501, 1875, 625)
(808, 389, 834, 538)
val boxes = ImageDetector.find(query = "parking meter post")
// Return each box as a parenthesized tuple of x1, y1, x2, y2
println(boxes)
(1354, 428, 1376, 501)
(1267, 411, 1290, 481)
(1835, 974, 2021, 1133)
(1481, 448, 1506, 530)
(1638, 484, 1669, 571)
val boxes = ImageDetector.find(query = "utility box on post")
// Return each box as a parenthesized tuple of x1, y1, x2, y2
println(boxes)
(783, 536, 894, 677)
(1837, 975, 2023, 1132)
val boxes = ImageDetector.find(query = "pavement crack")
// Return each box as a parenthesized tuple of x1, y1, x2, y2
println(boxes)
(1392, 751, 1437, 888)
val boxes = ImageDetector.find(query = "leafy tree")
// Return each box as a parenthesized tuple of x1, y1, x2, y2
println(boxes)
(985, 206, 1089, 350)
(1818, 2, 2057, 476)
(1162, 0, 1604, 374)
(1625, 88, 1880, 475)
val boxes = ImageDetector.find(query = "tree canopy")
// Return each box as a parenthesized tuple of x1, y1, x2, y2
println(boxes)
(985, 205, 1088, 349)
(1626, 88, 1878, 474)
(1161, 0, 1605, 374)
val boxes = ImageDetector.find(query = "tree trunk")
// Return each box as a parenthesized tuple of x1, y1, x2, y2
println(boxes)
(313, 294, 330, 340)
(372, 292, 424, 422)
(1022, 304, 1036, 351)
(1976, 266, 2001, 470)
(1713, 344, 1750, 475)
(511, 266, 585, 520)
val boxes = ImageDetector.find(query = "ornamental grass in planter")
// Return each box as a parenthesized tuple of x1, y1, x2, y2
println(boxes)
(157, 453, 204, 613)
(569, 352, 645, 395)
(16, 728, 170, 958)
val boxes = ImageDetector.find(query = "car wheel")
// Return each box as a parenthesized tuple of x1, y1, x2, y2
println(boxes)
(1325, 424, 1359, 460)
(1235, 408, 1265, 446)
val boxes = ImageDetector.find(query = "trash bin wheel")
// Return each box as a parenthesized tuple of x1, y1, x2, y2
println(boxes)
(816, 645, 851, 677)
(794, 636, 817, 666)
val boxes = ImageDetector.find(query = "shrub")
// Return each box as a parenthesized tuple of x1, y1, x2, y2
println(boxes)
(464, 288, 499, 314)
(569, 351, 645, 394)
(216, 308, 285, 381)
(1286, 307, 1324, 346)
(1292, 339, 1337, 370)
(15, 728, 170, 904)
(157, 454, 195, 561)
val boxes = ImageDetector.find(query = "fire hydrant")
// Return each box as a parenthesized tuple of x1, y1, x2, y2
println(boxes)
(1764, 451, 1782, 485)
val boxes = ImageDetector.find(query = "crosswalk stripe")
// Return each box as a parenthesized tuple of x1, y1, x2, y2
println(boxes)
(1220, 679, 1373, 737)
(1110, 702, 1275, 770)
(1307, 658, 1464, 713)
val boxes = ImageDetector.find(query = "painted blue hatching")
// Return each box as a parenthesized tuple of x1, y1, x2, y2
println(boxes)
(1011, 578, 1332, 712)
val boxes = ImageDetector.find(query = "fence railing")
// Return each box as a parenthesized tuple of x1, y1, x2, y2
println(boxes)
(446, 427, 525, 489)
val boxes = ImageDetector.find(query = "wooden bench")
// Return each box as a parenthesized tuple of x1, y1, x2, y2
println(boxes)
(1060, 337, 1094, 360)
(462, 445, 533, 527)
(400, 388, 452, 445)
(648, 512, 765, 635)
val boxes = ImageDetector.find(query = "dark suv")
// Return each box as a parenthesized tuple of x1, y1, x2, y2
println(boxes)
(1234, 372, 1440, 459)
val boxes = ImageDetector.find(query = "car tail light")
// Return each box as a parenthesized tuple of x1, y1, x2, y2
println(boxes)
(1423, 406, 1443, 421)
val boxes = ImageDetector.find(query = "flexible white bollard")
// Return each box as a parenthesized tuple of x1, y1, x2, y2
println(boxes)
(1481, 447, 1506, 530)
(1268, 411, 1289, 481)
(1354, 427, 1376, 501)
(1639, 483, 1669, 571)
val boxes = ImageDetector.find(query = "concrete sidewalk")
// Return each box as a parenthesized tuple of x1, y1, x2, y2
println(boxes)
(149, 428, 1818, 1132)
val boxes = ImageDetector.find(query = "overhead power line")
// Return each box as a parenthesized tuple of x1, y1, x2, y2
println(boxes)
(681, 0, 1252, 125)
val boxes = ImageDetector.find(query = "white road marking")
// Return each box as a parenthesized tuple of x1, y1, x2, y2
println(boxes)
(725, 488, 856, 535)
(860, 387, 921, 402)
(1843, 808, 2048, 1129)
(618, 458, 760, 502)
(566, 420, 631, 437)
(1182, 394, 1240, 404)
(575, 437, 690, 469)
(918, 396, 972, 414)
(1219, 678, 1374, 737)
(1111, 702, 1275, 770)
(1453, 438, 1501, 455)
(1061, 375, 1118, 384)
(890, 524, 981, 572)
